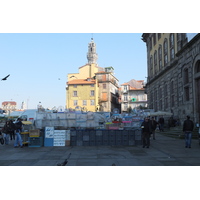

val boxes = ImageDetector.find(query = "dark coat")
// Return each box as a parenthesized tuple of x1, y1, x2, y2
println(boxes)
(183, 119, 194, 132)
(141, 120, 152, 133)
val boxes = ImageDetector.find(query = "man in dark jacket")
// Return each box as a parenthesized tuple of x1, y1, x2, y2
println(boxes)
(183, 115, 194, 148)
(141, 117, 152, 148)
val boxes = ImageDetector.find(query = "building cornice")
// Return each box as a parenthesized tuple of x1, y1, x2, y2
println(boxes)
(176, 33, 200, 56)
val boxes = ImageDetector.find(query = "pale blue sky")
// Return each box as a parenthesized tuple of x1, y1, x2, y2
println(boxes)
(0, 33, 147, 109)
(0, 0, 198, 110)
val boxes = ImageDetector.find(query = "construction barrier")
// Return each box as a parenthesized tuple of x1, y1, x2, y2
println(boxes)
(70, 129, 142, 146)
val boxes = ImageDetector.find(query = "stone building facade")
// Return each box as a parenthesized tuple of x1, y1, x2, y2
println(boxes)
(142, 33, 200, 123)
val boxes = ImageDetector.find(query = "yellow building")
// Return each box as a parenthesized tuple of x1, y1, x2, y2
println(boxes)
(66, 38, 102, 112)
(66, 77, 98, 112)
(66, 38, 120, 112)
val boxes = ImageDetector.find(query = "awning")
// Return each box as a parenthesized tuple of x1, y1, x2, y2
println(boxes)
(22, 121, 32, 125)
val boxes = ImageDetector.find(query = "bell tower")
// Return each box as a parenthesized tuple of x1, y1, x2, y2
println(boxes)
(87, 38, 98, 64)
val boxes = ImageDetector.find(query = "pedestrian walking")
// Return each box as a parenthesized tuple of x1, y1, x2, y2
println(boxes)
(2, 121, 12, 145)
(14, 118, 23, 148)
(158, 116, 165, 132)
(183, 115, 194, 148)
(141, 117, 152, 148)
(9, 120, 15, 140)
(150, 117, 158, 140)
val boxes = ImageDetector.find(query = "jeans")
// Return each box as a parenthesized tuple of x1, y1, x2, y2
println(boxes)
(185, 132, 192, 147)
(3, 133, 10, 145)
(14, 132, 23, 147)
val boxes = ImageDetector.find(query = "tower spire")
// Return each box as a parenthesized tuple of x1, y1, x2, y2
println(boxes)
(87, 37, 98, 64)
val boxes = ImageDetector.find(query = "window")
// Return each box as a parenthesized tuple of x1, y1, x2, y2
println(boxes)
(170, 81, 175, 107)
(164, 83, 168, 109)
(183, 67, 190, 102)
(73, 85, 77, 88)
(170, 34, 175, 60)
(165, 97, 168, 109)
(103, 84, 106, 89)
(158, 45, 162, 70)
(170, 81, 174, 93)
(90, 90, 95, 96)
(150, 56, 153, 77)
(82, 100, 87, 106)
(73, 91, 78, 97)
(184, 87, 190, 101)
(124, 94, 128, 101)
(91, 84, 94, 87)
(153, 34, 156, 45)
(90, 100, 95, 105)
(164, 39, 168, 66)
(154, 50, 157, 74)
(158, 33, 161, 40)
(177, 33, 181, 51)
(124, 85, 128, 92)
(184, 68, 189, 84)
(124, 103, 128, 111)
(154, 89, 158, 111)
(73, 100, 78, 106)
(159, 86, 162, 111)
(197, 61, 200, 73)
(171, 95, 175, 107)
(149, 91, 153, 109)
(149, 37, 152, 50)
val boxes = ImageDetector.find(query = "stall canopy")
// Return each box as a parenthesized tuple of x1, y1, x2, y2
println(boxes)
(22, 121, 32, 125)
(149, 111, 172, 116)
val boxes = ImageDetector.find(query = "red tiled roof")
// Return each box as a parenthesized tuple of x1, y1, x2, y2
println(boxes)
(67, 79, 96, 85)
(2, 101, 17, 106)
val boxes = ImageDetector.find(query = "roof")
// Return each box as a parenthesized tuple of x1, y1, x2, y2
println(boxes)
(95, 71, 108, 74)
(2, 101, 17, 106)
(67, 78, 96, 85)
(129, 87, 144, 91)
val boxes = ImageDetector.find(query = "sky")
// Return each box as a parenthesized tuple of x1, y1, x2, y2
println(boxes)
(0, 33, 148, 109)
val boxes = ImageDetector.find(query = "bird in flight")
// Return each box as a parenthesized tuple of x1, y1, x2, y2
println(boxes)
(1, 74, 10, 81)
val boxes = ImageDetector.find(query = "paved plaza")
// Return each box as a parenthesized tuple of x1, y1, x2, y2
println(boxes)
(0, 132, 200, 166)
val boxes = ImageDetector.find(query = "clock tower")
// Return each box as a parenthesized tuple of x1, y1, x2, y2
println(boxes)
(87, 38, 98, 64)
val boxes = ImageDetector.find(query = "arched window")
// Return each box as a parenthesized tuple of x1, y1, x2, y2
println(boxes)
(154, 50, 157, 74)
(184, 68, 189, 84)
(170, 80, 175, 107)
(183, 67, 190, 101)
(158, 45, 162, 71)
(170, 34, 175, 60)
(196, 60, 200, 73)
(150, 56, 153, 78)
(164, 39, 168, 66)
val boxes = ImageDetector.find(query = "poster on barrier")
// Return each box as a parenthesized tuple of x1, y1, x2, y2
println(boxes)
(45, 127, 54, 138)
(54, 130, 66, 146)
